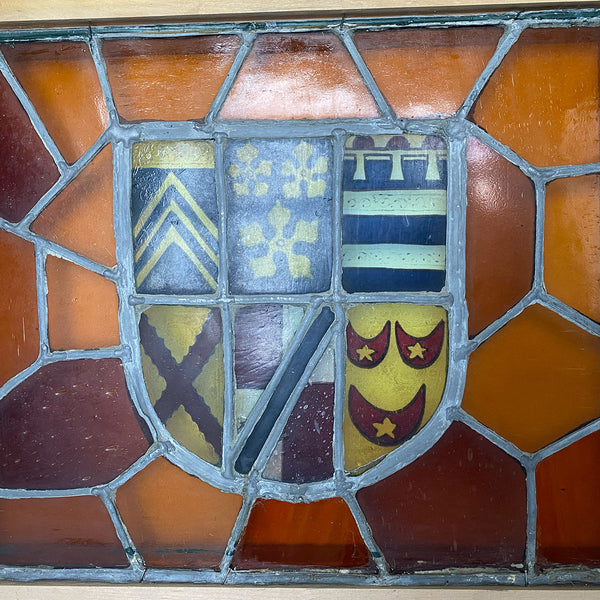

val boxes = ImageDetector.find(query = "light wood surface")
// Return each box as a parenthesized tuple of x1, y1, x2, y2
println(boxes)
(0, 0, 599, 24)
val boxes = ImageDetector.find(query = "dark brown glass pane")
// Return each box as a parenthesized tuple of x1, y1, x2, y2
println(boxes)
(2, 42, 109, 164)
(232, 497, 372, 570)
(0, 71, 59, 222)
(32, 146, 116, 267)
(354, 27, 502, 118)
(0, 358, 151, 489)
(0, 230, 39, 387)
(116, 457, 242, 569)
(473, 28, 600, 167)
(462, 305, 600, 452)
(103, 36, 241, 122)
(0, 495, 127, 567)
(466, 137, 535, 336)
(537, 430, 600, 567)
(220, 33, 378, 120)
(357, 422, 527, 572)
(545, 175, 600, 323)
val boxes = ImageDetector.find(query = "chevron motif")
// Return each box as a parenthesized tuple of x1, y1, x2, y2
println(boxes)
(132, 141, 219, 295)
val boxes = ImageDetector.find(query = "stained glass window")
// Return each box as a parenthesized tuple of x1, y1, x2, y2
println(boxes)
(1, 10, 600, 586)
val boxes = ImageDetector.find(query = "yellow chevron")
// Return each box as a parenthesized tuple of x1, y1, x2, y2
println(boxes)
(134, 172, 218, 240)
(136, 226, 218, 290)
(135, 200, 218, 266)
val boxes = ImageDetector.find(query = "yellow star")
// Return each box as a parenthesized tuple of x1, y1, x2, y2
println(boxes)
(356, 344, 376, 361)
(373, 417, 396, 439)
(407, 341, 426, 360)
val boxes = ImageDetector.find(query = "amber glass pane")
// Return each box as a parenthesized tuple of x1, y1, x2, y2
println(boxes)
(0, 231, 39, 386)
(32, 146, 116, 267)
(463, 305, 600, 452)
(0, 71, 59, 222)
(355, 27, 502, 118)
(2, 42, 109, 164)
(357, 422, 526, 572)
(46, 255, 120, 350)
(0, 358, 150, 489)
(103, 36, 241, 122)
(232, 497, 372, 570)
(473, 28, 600, 167)
(220, 33, 378, 120)
(466, 137, 535, 336)
(537, 430, 600, 567)
(0, 496, 127, 567)
(116, 457, 242, 569)
(139, 306, 224, 465)
(545, 176, 600, 323)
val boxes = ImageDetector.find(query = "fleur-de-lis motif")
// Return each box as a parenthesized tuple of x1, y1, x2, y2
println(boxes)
(281, 141, 328, 198)
(240, 201, 318, 279)
(228, 142, 272, 196)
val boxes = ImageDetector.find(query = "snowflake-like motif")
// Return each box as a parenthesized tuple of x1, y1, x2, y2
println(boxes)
(240, 201, 318, 279)
(228, 142, 272, 196)
(281, 141, 328, 198)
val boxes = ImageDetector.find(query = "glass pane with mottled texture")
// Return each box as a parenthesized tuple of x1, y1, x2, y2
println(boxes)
(473, 28, 600, 166)
(46, 256, 120, 350)
(466, 137, 535, 336)
(0, 71, 59, 223)
(225, 138, 333, 294)
(2, 42, 109, 164)
(0, 359, 150, 489)
(116, 458, 242, 569)
(344, 304, 447, 474)
(463, 305, 600, 452)
(233, 304, 305, 432)
(354, 27, 502, 118)
(139, 305, 224, 465)
(32, 146, 116, 267)
(231, 498, 373, 570)
(342, 134, 447, 292)
(103, 36, 241, 122)
(0, 496, 127, 567)
(264, 342, 334, 484)
(0, 231, 39, 387)
(132, 141, 219, 295)
(545, 175, 600, 323)
(357, 422, 527, 572)
(536, 430, 600, 567)
(220, 33, 378, 120)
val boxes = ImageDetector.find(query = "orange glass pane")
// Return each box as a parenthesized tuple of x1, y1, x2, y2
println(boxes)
(466, 137, 535, 336)
(232, 497, 372, 570)
(0, 495, 127, 567)
(463, 305, 600, 452)
(116, 457, 242, 569)
(46, 256, 119, 350)
(220, 33, 378, 120)
(2, 42, 109, 164)
(102, 36, 241, 122)
(357, 422, 526, 572)
(473, 28, 600, 167)
(0, 231, 39, 386)
(354, 27, 502, 118)
(545, 175, 600, 323)
(537, 430, 600, 567)
(32, 146, 116, 267)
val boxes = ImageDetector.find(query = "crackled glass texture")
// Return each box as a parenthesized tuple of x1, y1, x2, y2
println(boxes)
(1, 17, 600, 585)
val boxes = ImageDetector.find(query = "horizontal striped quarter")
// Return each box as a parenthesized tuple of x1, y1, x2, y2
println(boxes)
(342, 244, 446, 271)
(343, 189, 447, 216)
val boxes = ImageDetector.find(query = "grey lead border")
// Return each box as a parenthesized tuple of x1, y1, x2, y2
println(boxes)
(0, 10, 598, 586)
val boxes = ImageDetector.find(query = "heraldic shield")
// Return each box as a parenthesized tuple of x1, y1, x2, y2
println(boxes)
(130, 134, 451, 487)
